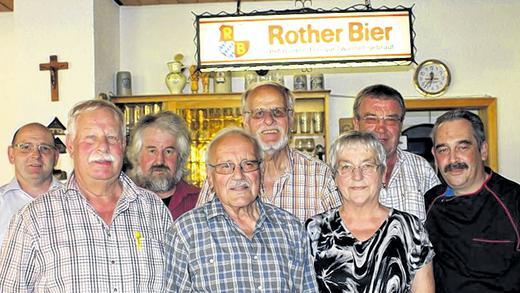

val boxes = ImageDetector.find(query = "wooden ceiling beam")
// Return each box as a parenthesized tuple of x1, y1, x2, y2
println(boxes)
(0, 0, 13, 12)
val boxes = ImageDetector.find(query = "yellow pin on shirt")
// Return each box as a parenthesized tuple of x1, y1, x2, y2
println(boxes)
(134, 231, 142, 251)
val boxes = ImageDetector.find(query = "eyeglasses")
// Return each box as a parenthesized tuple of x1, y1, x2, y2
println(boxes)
(361, 115, 402, 126)
(244, 107, 291, 120)
(336, 162, 379, 177)
(13, 143, 56, 155)
(207, 159, 261, 175)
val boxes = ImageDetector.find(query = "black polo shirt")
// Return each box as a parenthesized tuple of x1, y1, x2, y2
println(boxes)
(425, 168, 520, 292)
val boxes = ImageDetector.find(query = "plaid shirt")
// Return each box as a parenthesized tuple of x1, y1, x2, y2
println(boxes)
(0, 172, 173, 292)
(196, 147, 342, 222)
(379, 148, 440, 222)
(165, 197, 318, 292)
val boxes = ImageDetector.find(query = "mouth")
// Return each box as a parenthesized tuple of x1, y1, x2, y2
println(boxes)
(260, 129, 280, 135)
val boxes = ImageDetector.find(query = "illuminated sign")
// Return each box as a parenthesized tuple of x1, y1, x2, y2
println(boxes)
(196, 8, 414, 71)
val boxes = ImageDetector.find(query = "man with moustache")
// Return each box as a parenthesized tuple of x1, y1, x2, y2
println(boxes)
(425, 110, 520, 292)
(165, 128, 317, 291)
(0, 100, 172, 292)
(353, 84, 440, 221)
(196, 81, 341, 221)
(0, 123, 62, 245)
(126, 111, 200, 220)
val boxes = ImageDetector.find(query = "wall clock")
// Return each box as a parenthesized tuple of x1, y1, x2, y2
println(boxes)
(413, 59, 451, 97)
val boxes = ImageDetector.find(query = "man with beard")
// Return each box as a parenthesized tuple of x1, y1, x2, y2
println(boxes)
(353, 84, 440, 222)
(0, 123, 62, 245)
(0, 100, 172, 291)
(425, 110, 520, 292)
(126, 111, 200, 220)
(196, 82, 341, 221)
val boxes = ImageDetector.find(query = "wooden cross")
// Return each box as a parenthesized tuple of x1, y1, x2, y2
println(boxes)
(39, 55, 69, 102)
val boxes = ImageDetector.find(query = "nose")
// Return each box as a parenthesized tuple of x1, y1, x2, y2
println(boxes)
(29, 146, 42, 158)
(231, 163, 246, 179)
(351, 167, 364, 181)
(96, 136, 110, 152)
(154, 151, 165, 164)
(262, 111, 275, 126)
(373, 118, 387, 133)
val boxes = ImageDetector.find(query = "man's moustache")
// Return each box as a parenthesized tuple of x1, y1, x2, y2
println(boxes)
(149, 165, 170, 173)
(88, 152, 115, 163)
(444, 162, 469, 172)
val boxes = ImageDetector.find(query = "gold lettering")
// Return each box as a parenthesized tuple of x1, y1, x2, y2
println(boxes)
(269, 25, 284, 44)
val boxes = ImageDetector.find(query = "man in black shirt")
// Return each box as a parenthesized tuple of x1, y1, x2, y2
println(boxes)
(425, 109, 520, 292)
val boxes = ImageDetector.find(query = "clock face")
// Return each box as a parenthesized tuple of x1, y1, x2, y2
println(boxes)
(414, 60, 451, 97)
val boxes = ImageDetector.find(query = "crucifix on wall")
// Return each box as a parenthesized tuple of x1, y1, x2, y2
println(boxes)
(39, 55, 69, 102)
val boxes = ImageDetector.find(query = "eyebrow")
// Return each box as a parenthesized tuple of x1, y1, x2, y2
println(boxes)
(434, 139, 474, 149)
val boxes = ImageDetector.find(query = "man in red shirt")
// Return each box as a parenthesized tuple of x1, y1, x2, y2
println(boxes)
(126, 111, 200, 220)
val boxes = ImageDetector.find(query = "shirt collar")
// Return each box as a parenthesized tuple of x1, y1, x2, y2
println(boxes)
(205, 196, 271, 226)
(2, 176, 62, 195)
(64, 171, 139, 202)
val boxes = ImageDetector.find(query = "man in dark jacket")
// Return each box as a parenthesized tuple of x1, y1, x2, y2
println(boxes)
(425, 109, 520, 292)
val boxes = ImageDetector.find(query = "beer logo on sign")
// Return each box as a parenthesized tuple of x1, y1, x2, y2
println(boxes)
(219, 25, 249, 58)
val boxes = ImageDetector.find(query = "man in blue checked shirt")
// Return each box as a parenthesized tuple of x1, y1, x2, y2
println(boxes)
(164, 127, 318, 292)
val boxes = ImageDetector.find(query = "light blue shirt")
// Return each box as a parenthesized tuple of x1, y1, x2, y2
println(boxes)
(0, 177, 62, 246)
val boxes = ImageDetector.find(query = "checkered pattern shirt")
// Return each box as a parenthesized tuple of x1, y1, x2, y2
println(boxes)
(0, 172, 173, 292)
(196, 147, 342, 222)
(379, 148, 440, 222)
(165, 197, 318, 292)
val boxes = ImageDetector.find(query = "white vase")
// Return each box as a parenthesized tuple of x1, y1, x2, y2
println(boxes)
(165, 61, 186, 94)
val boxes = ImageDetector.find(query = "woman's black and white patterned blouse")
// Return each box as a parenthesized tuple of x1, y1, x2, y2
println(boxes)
(305, 208, 434, 293)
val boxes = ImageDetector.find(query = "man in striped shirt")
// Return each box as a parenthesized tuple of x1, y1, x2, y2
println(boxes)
(0, 100, 173, 292)
(353, 84, 440, 221)
(196, 81, 341, 222)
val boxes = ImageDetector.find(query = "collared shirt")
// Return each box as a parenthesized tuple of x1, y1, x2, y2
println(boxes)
(0, 177, 62, 246)
(379, 148, 440, 222)
(165, 197, 318, 292)
(0, 172, 173, 292)
(163, 179, 200, 221)
(196, 147, 342, 222)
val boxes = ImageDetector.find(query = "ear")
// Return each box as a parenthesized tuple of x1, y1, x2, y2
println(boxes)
(8, 146, 15, 164)
(53, 149, 60, 167)
(480, 141, 489, 162)
(65, 134, 74, 157)
(353, 117, 360, 131)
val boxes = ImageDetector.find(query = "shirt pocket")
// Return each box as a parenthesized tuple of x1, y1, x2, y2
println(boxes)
(469, 237, 515, 276)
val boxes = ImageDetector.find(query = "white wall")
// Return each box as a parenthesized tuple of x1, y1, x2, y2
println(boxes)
(119, 0, 520, 182)
(94, 0, 120, 95)
(0, 0, 118, 183)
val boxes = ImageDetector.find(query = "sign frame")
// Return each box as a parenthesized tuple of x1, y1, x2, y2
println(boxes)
(195, 6, 415, 72)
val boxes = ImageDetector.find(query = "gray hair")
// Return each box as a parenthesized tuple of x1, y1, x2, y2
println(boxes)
(431, 109, 486, 149)
(353, 84, 406, 121)
(241, 81, 295, 115)
(67, 99, 125, 142)
(126, 111, 191, 182)
(329, 130, 387, 175)
(206, 127, 263, 164)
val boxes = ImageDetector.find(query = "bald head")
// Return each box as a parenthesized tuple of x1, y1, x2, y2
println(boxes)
(11, 123, 54, 145)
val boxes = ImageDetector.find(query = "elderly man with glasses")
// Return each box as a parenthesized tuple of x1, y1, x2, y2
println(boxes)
(353, 84, 440, 222)
(165, 127, 317, 292)
(197, 81, 341, 222)
(0, 123, 62, 246)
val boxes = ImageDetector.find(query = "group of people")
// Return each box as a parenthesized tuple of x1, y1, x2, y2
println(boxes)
(0, 82, 518, 292)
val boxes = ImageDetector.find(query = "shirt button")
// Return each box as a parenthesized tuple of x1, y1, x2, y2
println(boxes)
(253, 255, 258, 260)
(113, 288, 117, 292)
(209, 258, 214, 264)
(111, 260, 115, 264)
(257, 285, 262, 290)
